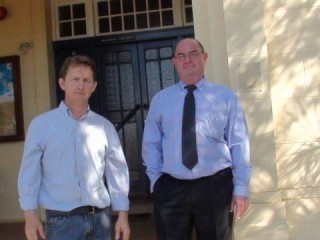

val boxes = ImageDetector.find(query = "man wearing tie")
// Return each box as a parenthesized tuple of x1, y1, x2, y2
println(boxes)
(142, 38, 251, 240)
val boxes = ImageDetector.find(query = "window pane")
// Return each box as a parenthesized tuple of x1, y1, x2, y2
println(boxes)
(59, 22, 72, 37)
(161, 59, 175, 88)
(74, 20, 86, 35)
(106, 52, 118, 64)
(98, 1, 109, 16)
(58, 5, 71, 21)
(73, 3, 85, 19)
(146, 61, 161, 101)
(120, 63, 134, 109)
(99, 18, 110, 33)
(161, 0, 172, 8)
(105, 65, 120, 110)
(148, 0, 159, 10)
(149, 12, 160, 28)
(111, 16, 122, 31)
(136, 13, 147, 29)
(123, 0, 134, 13)
(162, 10, 173, 26)
(145, 49, 158, 60)
(110, 0, 121, 14)
(123, 123, 138, 168)
(185, 7, 193, 23)
(136, 0, 146, 12)
(160, 47, 172, 58)
(108, 112, 122, 122)
(124, 15, 135, 30)
(119, 51, 132, 62)
(184, 0, 192, 5)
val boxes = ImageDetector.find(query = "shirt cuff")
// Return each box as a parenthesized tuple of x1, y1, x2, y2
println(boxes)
(110, 196, 130, 211)
(233, 185, 249, 197)
(19, 196, 38, 210)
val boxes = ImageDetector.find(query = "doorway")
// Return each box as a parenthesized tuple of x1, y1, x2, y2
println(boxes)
(53, 27, 194, 199)
(98, 39, 178, 198)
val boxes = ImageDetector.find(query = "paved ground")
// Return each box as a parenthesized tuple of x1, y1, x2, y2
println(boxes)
(127, 214, 157, 240)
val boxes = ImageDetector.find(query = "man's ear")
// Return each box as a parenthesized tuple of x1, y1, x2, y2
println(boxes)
(92, 81, 98, 93)
(172, 57, 177, 66)
(203, 52, 208, 63)
(58, 78, 65, 91)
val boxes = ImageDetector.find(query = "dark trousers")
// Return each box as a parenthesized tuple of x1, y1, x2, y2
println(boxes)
(153, 168, 234, 240)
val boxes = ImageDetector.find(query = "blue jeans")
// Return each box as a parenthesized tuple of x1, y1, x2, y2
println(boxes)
(45, 207, 111, 240)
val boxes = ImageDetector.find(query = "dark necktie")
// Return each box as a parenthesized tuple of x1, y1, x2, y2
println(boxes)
(182, 85, 198, 169)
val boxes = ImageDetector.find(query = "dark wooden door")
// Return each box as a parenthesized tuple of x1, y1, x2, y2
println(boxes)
(53, 27, 194, 199)
(97, 39, 178, 199)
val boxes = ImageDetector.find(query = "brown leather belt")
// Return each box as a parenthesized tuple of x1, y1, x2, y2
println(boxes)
(46, 206, 105, 216)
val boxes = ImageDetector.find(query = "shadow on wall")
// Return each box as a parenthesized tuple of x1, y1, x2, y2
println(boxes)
(225, 2, 320, 239)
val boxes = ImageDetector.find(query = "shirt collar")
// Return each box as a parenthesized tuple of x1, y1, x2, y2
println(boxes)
(58, 101, 90, 120)
(179, 76, 206, 92)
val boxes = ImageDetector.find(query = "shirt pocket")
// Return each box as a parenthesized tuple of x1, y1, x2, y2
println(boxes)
(198, 113, 227, 141)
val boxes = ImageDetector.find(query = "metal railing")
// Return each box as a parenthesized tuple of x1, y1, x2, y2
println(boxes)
(116, 104, 141, 131)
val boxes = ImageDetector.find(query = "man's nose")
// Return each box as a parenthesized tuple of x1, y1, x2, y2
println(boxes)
(77, 80, 85, 88)
(183, 55, 194, 61)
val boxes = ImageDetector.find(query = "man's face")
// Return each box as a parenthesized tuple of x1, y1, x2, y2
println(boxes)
(172, 39, 208, 85)
(59, 64, 97, 105)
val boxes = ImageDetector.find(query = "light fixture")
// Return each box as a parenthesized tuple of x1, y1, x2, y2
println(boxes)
(19, 42, 33, 53)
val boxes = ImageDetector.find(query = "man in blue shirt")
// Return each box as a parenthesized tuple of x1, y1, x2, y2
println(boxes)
(18, 55, 130, 240)
(142, 38, 251, 240)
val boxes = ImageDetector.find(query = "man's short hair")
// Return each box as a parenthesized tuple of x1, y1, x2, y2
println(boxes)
(59, 55, 97, 81)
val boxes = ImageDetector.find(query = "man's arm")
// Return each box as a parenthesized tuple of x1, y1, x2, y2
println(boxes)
(142, 95, 164, 192)
(18, 118, 46, 239)
(114, 211, 130, 240)
(103, 122, 130, 240)
(24, 210, 46, 240)
(226, 93, 251, 217)
(230, 195, 249, 219)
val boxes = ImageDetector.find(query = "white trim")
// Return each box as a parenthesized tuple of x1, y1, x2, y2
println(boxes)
(51, 0, 193, 40)
(51, 0, 95, 40)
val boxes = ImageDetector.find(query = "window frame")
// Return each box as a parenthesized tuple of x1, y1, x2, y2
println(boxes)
(51, 0, 193, 40)
(51, 0, 95, 40)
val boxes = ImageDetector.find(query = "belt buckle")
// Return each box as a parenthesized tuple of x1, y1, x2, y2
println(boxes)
(89, 206, 95, 214)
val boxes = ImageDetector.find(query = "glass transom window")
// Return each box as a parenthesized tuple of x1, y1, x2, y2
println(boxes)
(52, 0, 193, 40)
(95, 0, 175, 34)
(54, 1, 89, 39)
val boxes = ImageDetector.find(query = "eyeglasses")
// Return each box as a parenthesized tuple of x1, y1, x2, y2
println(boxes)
(174, 51, 202, 61)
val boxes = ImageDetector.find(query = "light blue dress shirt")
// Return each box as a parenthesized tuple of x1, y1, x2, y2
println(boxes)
(18, 101, 129, 211)
(142, 78, 251, 197)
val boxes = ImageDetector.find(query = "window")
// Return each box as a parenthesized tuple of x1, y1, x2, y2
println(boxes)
(52, 0, 193, 40)
(184, 0, 193, 24)
(52, 0, 95, 40)
(94, 0, 175, 34)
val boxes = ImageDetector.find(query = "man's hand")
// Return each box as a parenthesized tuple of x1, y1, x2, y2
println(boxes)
(230, 195, 249, 219)
(24, 210, 46, 240)
(114, 211, 130, 240)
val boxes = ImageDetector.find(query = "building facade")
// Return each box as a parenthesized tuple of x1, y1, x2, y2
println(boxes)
(0, 1, 320, 239)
